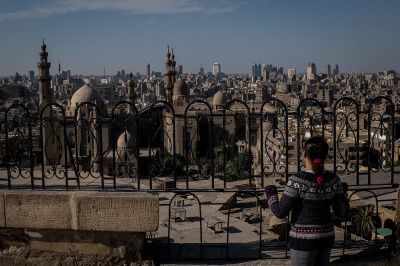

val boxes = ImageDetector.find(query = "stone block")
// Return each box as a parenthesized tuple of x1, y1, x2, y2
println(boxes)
(29, 229, 145, 259)
(4, 191, 72, 230)
(0, 192, 5, 227)
(1, 190, 159, 233)
(75, 192, 159, 232)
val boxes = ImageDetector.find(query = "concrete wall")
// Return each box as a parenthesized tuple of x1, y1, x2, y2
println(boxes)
(0, 190, 158, 232)
(0, 190, 159, 259)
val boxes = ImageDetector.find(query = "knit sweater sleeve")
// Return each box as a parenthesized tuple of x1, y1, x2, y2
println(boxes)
(267, 177, 299, 219)
(332, 178, 350, 219)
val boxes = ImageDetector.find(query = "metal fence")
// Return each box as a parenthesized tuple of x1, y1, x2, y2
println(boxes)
(1, 96, 398, 261)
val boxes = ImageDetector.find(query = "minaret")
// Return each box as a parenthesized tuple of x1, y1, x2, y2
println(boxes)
(126, 72, 136, 113)
(38, 39, 52, 115)
(164, 45, 174, 103)
(171, 48, 177, 83)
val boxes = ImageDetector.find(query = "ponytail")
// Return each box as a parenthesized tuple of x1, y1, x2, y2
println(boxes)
(304, 137, 329, 185)
(312, 158, 324, 176)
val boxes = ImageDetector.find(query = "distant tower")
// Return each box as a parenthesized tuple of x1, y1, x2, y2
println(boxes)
(28, 71, 35, 81)
(164, 46, 175, 103)
(199, 62, 204, 75)
(126, 72, 136, 113)
(257, 63, 261, 76)
(38, 39, 52, 114)
(252, 63, 256, 76)
(176, 65, 183, 75)
(146, 63, 150, 79)
(307, 63, 316, 80)
(58, 61, 61, 74)
(288, 69, 296, 78)
(332, 64, 339, 76)
(324, 64, 331, 76)
(213, 62, 221, 75)
(38, 40, 58, 166)
(171, 48, 177, 82)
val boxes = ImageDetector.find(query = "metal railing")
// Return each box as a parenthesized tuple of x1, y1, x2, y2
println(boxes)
(1, 96, 398, 261)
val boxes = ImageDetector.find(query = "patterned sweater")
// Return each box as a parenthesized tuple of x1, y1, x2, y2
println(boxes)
(267, 171, 350, 251)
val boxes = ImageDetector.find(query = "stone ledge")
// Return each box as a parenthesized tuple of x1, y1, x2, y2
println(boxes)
(0, 190, 159, 232)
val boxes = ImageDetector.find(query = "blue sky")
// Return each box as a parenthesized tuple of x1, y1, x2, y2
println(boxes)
(0, 0, 399, 76)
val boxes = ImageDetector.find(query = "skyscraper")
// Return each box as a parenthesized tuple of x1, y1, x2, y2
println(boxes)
(263, 69, 269, 81)
(146, 63, 150, 79)
(176, 65, 183, 75)
(213, 62, 221, 75)
(288, 69, 296, 78)
(324, 64, 331, 76)
(257, 63, 262, 77)
(252, 63, 256, 76)
(277, 67, 283, 74)
(28, 70, 35, 81)
(332, 64, 339, 76)
(199, 62, 204, 75)
(307, 63, 316, 80)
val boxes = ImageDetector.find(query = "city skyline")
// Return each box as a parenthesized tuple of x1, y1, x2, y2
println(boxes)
(1, 0, 400, 76)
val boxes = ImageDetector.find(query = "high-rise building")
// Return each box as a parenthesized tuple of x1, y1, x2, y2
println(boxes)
(176, 65, 183, 75)
(277, 67, 283, 74)
(266, 64, 273, 72)
(146, 63, 150, 79)
(257, 63, 261, 77)
(263, 69, 269, 81)
(252, 63, 256, 76)
(324, 64, 331, 76)
(307, 63, 316, 80)
(213, 62, 221, 75)
(28, 70, 35, 81)
(288, 69, 296, 78)
(199, 62, 204, 75)
(332, 64, 339, 76)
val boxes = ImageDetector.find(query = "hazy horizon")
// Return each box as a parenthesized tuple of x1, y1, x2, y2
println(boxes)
(1, 0, 399, 76)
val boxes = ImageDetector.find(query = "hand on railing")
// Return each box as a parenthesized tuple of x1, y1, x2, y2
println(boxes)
(265, 185, 278, 199)
(342, 182, 348, 193)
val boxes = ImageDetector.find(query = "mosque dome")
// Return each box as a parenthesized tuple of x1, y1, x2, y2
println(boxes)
(173, 78, 187, 96)
(70, 84, 107, 114)
(117, 130, 135, 149)
(213, 90, 227, 106)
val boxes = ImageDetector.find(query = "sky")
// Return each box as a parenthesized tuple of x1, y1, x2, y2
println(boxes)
(0, 0, 399, 76)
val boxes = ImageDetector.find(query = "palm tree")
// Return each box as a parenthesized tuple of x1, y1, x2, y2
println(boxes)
(352, 205, 378, 240)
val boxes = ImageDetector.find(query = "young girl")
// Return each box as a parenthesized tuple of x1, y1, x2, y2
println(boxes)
(265, 136, 349, 266)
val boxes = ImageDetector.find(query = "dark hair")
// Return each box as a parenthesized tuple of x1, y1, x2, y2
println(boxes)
(304, 136, 329, 175)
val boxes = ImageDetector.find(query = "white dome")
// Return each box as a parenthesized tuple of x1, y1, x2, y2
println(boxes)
(213, 90, 227, 106)
(70, 84, 107, 114)
(173, 78, 187, 96)
(117, 130, 134, 149)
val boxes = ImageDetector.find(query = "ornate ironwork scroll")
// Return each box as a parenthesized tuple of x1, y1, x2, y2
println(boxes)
(5, 104, 34, 189)
(111, 101, 139, 189)
(297, 98, 325, 172)
(260, 98, 288, 185)
(184, 100, 214, 189)
(40, 103, 68, 189)
(368, 96, 394, 184)
(74, 102, 104, 189)
(144, 100, 176, 189)
(223, 99, 252, 188)
(334, 97, 359, 182)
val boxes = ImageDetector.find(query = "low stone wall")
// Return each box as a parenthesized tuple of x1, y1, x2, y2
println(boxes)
(0, 190, 159, 259)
